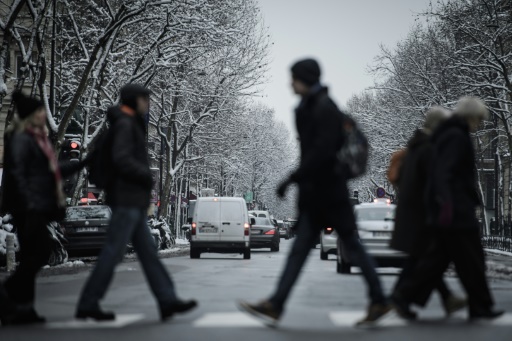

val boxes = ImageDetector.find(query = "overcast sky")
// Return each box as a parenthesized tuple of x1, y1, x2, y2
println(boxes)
(257, 0, 433, 133)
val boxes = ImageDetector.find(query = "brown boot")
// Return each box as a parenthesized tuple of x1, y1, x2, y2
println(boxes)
(356, 303, 393, 327)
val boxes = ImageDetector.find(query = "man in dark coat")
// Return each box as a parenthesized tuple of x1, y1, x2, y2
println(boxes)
(75, 84, 197, 321)
(0, 91, 87, 325)
(238, 58, 390, 327)
(392, 97, 504, 320)
(390, 107, 466, 318)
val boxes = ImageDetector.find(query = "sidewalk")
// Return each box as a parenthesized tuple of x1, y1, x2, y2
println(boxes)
(485, 249, 512, 279)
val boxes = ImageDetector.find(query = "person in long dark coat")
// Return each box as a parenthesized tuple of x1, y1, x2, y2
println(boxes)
(392, 97, 504, 320)
(238, 58, 390, 327)
(390, 107, 466, 319)
(0, 91, 87, 325)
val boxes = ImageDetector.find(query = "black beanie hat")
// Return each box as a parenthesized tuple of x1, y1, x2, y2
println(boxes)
(120, 83, 151, 110)
(12, 91, 45, 119)
(291, 58, 321, 86)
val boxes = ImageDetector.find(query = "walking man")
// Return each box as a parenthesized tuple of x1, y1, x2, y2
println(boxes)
(238, 58, 390, 327)
(392, 97, 504, 320)
(389, 107, 466, 319)
(76, 84, 197, 321)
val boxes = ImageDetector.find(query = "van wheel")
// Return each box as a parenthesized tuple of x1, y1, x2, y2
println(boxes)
(320, 250, 328, 260)
(243, 249, 251, 260)
(337, 258, 351, 274)
(190, 248, 200, 259)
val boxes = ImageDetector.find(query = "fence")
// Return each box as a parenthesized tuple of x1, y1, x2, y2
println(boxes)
(481, 235, 512, 253)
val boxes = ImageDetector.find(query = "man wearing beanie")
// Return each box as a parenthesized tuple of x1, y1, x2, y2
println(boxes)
(76, 84, 197, 321)
(239, 58, 391, 327)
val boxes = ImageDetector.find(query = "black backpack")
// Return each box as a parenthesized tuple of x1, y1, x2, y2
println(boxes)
(337, 113, 369, 179)
(87, 127, 114, 189)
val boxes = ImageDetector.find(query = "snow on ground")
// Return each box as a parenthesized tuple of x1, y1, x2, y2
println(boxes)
(42, 260, 86, 269)
(485, 248, 512, 257)
(175, 238, 189, 245)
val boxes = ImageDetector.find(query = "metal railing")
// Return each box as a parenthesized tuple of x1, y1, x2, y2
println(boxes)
(481, 235, 512, 253)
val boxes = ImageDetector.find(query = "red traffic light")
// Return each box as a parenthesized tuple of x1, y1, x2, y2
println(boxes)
(70, 142, 79, 149)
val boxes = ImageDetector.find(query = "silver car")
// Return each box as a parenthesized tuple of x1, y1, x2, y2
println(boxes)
(320, 227, 337, 260)
(336, 202, 406, 273)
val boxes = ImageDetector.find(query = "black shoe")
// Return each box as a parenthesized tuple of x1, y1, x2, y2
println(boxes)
(75, 309, 116, 321)
(469, 309, 505, 321)
(160, 300, 198, 321)
(391, 294, 417, 320)
(9, 309, 46, 325)
(237, 300, 282, 327)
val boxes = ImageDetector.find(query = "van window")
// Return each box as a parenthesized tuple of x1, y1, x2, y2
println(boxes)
(221, 201, 243, 221)
(355, 207, 395, 221)
(197, 201, 220, 222)
(254, 217, 272, 226)
(258, 214, 266, 218)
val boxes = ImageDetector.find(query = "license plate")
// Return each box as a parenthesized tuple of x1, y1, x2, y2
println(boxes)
(199, 228, 218, 233)
(251, 230, 260, 235)
(373, 231, 391, 237)
(76, 227, 99, 233)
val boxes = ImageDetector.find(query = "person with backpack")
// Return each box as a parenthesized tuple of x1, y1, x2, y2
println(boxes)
(75, 84, 197, 321)
(238, 58, 391, 327)
(0, 91, 88, 325)
(389, 107, 466, 319)
(392, 97, 504, 320)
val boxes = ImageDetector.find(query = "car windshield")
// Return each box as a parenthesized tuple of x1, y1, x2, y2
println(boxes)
(355, 207, 395, 221)
(66, 206, 111, 220)
(254, 217, 272, 226)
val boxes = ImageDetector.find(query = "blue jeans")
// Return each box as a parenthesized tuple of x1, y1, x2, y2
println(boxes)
(269, 212, 386, 310)
(77, 207, 177, 311)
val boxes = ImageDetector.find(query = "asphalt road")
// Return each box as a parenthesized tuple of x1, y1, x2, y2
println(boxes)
(1, 239, 512, 341)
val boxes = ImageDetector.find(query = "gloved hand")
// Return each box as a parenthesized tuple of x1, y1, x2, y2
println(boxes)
(276, 179, 292, 199)
(438, 200, 453, 227)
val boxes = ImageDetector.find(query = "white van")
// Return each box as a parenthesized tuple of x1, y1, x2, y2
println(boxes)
(190, 197, 252, 259)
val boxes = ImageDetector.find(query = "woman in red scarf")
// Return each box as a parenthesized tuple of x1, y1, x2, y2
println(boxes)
(0, 91, 87, 325)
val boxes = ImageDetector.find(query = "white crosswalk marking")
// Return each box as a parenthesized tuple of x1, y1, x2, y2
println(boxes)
(193, 312, 264, 328)
(46, 314, 145, 329)
(329, 311, 407, 328)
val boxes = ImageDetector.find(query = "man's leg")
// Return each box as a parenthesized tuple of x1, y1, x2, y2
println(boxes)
(131, 210, 177, 306)
(445, 230, 494, 314)
(268, 213, 319, 311)
(77, 207, 139, 312)
(339, 231, 386, 305)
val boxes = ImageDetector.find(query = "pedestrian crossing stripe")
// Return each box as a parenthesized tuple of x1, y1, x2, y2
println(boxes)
(46, 314, 145, 329)
(193, 312, 264, 328)
(329, 311, 406, 328)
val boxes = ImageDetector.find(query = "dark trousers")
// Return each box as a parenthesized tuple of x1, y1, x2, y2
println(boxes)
(394, 254, 451, 307)
(397, 228, 493, 313)
(5, 213, 52, 305)
(269, 211, 386, 310)
(77, 207, 177, 311)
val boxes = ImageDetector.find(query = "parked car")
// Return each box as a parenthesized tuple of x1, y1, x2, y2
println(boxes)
(250, 217, 280, 252)
(61, 205, 112, 255)
(249, 210, 271, 219)
(320, 226, 337, 260)
(189, 197, 251, 259)
(277, 220, 291, 239)
(182, 223, 191, 241)
(336, 202, 406, 274)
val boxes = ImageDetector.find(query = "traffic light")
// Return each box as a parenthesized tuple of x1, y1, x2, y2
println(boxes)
(60, 139, 81, 161)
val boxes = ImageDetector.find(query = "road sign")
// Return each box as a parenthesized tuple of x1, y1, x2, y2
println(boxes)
(376, 187, 386, 198)
(244, 191, 253, 203)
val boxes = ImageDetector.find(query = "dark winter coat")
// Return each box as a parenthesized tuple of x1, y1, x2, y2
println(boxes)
(427, 116, 480, 230)
(289, 86, 353, 232)
(0, 129, 84, 220)
(104, 106, 152, 209)
(390, 130, 432, 255)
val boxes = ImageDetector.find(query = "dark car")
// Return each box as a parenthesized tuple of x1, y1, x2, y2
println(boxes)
(250, 217, 280, 252)
(61, 205, 111, 255)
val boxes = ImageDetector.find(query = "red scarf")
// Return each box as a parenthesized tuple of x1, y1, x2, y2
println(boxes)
(26, 127, 66, 207)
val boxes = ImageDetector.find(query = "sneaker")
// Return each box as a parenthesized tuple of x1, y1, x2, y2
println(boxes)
(237, 300, 281, 327)
(355, 303, 393, 327)
(442, 295, 467, 316)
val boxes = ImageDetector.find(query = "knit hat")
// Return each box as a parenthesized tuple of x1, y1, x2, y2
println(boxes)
(12, 91, 44, 119)
(120, 83, 151, 110)
(291, 58, 321, 86)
